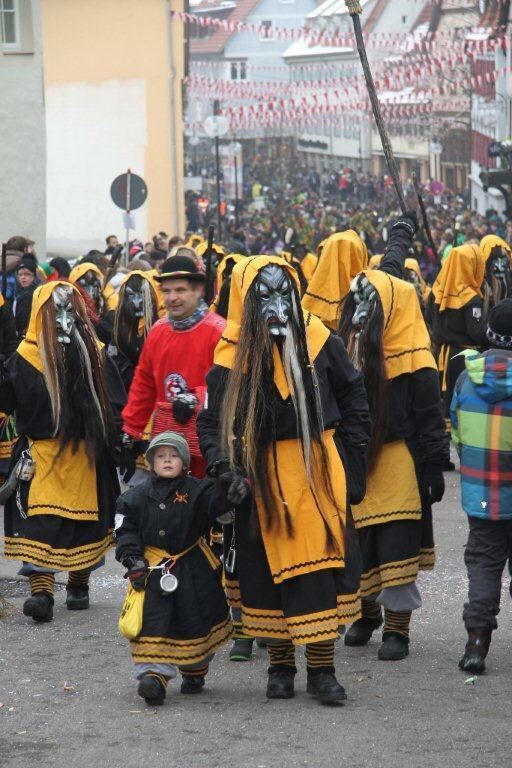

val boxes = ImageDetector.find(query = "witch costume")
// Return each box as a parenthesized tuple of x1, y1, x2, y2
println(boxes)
(1, 282, 124, 622)
(198, 255, 371, 704)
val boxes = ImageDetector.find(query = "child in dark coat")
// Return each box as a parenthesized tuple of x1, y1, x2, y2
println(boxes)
(115, 431, 232, 706)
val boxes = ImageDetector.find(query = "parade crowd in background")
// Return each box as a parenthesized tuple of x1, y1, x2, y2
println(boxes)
(1, 167, 512, 709)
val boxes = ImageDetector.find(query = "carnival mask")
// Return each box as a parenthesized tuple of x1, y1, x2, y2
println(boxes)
(77, 271, 104, 313)
(350, 275, 377, 328)
(488, 249, 512, 301)
(124, 284, 145, 318)
(257, 265, 292, 337)
(53, 285, 77, 344)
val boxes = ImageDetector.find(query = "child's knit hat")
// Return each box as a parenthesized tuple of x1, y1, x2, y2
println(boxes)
(487, 299, 512, 350)
(145, 431, 190, 472)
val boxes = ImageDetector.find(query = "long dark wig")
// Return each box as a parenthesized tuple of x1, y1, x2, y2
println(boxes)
(338, 291, 388, 473)
(220, 268, 341, 551)
(39, 288, 116, 465)
(485, 247, 512, 308)
(114, 274, 158, 364)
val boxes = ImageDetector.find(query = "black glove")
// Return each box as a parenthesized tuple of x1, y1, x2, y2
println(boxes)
(124, 558, 148, 591)
(218, 470, 251, 506)
(421, 465, 445, 505)
(119, 433, 139, 483)
(345, 445, 367, 506)
(391, 210, 418, 238)
(172, 393, 198, 424)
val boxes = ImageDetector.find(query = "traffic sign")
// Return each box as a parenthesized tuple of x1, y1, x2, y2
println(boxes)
(110, 170, 148, 211)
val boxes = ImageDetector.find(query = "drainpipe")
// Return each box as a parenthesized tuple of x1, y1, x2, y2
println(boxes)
(167, 0, 181, 235)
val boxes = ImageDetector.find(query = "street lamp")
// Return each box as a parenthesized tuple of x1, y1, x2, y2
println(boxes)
(203, 113, 229, 241)
(430, 138, 443, 183)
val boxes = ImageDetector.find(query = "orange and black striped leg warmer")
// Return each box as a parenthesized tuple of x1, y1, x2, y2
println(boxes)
(67, 569, 91, 587)
(362, 596, 382, 622)
(305, 640, 336, 674)
(180, 664, 209, 679)
(145, 672, 169, 690)
(233, 620, 252, 641)
(383, 609, 412, 641)
(267, 640, 296, 673)
(29, 573, 55, 597)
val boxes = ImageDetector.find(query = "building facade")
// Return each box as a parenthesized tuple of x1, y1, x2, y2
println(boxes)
(40, 0, 186, 256)
(0, 0, 46, 252)
(1, 0, 186, 258)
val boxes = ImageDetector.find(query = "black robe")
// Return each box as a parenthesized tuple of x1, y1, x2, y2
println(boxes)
(1, 352, 125, 572)
(197, 333, 371, 645)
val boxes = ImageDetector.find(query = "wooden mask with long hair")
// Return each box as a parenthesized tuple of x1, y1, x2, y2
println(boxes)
(220, 265, 341, 548)
(339, 274, 387, 473)
(114, 274, 157, 363)
(38, 285, 115, 463)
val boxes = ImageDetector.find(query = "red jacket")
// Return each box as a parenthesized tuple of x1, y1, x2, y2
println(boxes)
(122, 312, 226, 439)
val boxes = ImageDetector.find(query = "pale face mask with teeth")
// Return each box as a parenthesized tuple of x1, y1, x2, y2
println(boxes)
(53, 286, 77, 344)
(124, 285, 145, 318)
(257, 265, 292, 337)
(78, 271, 103, 313)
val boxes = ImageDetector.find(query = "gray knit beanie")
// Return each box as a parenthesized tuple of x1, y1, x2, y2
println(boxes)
(145, 431, 190, 472)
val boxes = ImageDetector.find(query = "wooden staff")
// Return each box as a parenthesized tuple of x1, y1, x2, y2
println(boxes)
(412, 172, 440, 263)
(204, 225, 216, 305)
(1, 243, 6, 298)
(346, 0, 407, 214)
(103, 244, 124, 287)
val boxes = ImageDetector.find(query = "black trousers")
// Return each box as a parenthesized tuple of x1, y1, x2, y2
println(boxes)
(463, 517, 512, 631)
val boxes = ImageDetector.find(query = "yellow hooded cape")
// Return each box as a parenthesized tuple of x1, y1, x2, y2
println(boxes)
(364, 269, 435, 380)
(69, 262, 119, 311)
(17, 282, 102, 522)
(195, 241, 226, 260)
(302, 230, 368, 331)
(432, 244, 484, 312)
(214, 255, 346, 584)
(480, 234, 511, 263)
(209, 253, 246, 313)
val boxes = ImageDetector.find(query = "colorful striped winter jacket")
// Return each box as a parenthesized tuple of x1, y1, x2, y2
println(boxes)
(450, 349, 512, 520)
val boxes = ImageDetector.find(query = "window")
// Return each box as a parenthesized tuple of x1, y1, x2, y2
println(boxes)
(259, 20, 274, 41)
(230, 60, 247, 80)
(1, 0, 19, 49)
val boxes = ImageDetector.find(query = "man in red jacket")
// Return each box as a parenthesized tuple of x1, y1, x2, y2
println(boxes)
(120, 255, 225, 480)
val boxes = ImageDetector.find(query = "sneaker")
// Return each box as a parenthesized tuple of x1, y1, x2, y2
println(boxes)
(229, 638, 254, 661)
(266, 668, 295, 699)
(138, 675, 165, 705)
(65, 585, 90, 611)
(378, 634, 409, 661)
(23, 594, 54, 623)
(344, 616, 382, 647)
(306, 671, 347, 704)
(180, 675, 205, 694)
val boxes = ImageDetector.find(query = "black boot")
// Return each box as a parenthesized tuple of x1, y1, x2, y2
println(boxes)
(344, 616, 382, 647)
(180, 675, 206, 694)
(458, 629, 491, 674)
(65, 585, 90, 611)
(229, 637, 254, 661)
(266, 667, 295, 699)
(138, 675, 166, 705)
(378, 633, 409, 661)
(306, 671, 347, 705)
(23, 593, 54, 623)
